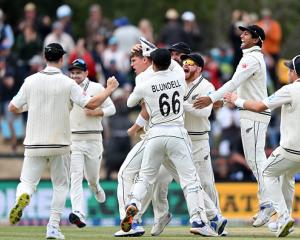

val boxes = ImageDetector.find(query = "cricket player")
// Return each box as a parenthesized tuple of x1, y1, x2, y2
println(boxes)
(8, 43, 119, 239)
(223, 54, 300, 237)
(122, 48, 217, 237)
(68, 59, 116, 228)
(181, 52, 226, 233)
(131, 51, 227, 236)
(115, 38, 173, 237)
(193, 25, 275, 227)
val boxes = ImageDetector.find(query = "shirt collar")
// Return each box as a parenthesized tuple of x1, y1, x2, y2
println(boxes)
(43, 66, 62, 73)
(80, 78, 89, 87)
(242, 46, 261, 54)
(189, 75, 203, 86)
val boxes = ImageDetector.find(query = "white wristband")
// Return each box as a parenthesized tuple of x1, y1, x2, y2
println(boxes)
(135, 114, 147, 127)
(234, 98, 245, 108)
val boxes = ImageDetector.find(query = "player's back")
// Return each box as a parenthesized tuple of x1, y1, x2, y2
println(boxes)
(143, 68, 185, 128)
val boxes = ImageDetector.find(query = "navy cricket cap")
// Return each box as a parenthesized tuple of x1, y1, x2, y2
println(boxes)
(68, 58, 88, 71)
(181, 53, 204, 68)
(44, 43, 66, 61)
(238, 25, 265, 42)
(284, 55, 300, 75)
(168, 42, 191, 54)
(150, 48, 171, 69)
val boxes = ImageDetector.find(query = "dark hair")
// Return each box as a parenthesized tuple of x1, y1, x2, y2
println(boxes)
(249, 32, 263, 47)
(150, 48, 171, 71)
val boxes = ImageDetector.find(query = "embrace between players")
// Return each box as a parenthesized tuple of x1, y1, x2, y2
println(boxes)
(8, 23, 300, 239)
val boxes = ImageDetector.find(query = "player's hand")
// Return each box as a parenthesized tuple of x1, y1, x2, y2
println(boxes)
(193, 96, 212, 109)
(224, 92, 238, 104)
(131, 44, 142, 53)
(127, 125, 140, 138)
(213, 100, 223, 110)
(106, 76, 119, 92)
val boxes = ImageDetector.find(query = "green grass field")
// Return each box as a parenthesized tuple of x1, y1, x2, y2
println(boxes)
(0, 226, 299, 240)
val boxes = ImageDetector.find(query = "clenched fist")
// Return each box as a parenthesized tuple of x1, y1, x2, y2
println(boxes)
(106, 76, 119, 92)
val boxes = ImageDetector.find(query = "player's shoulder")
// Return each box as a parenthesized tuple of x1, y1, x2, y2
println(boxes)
(89, 80, 104, 89)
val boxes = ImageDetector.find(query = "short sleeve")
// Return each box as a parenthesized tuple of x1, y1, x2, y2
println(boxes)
(11, 82, 27, 108)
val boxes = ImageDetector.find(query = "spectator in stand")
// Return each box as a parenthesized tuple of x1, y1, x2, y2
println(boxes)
(0, 9, 14, 56)
(103, 36, 130, 75)
(91, 39, 107, 84)
(138, 18, 154, 43)
(44, 21, 75, 70)
(18, 3, 51, 41)
(228, 9, 243, 70)
(105, 88, 132, 179)
(181, 11, 202, 51)
(203, 53, 222, 90)
(69, 38, 97, 82)
(257, 8, 282, 89)
(158, 8, 188, 46)
(113, 17, 141, 54)
(15, 23, 43, 80)
(28, 54, 45, 75)
(0, 57, 24, 151)
(85, 4, 112, 51)
(56, 4, 73, 37)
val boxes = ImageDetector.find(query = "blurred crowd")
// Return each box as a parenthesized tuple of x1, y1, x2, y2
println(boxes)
(0, 3, 288, 181)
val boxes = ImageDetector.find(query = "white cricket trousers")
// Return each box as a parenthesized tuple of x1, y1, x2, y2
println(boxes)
(130, 127, 208, 223)
(192, 139, 220, 211)
(70, 140, 103, 215)
(16, 153, 70, 227)
(117, 139, 172, 221)
(240, 118, 270, 207)
(263, 146, 300, 216)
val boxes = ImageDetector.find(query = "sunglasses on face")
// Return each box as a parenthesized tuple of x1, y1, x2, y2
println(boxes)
(183, 59, 196, 66)
(292, 55, 300, 75)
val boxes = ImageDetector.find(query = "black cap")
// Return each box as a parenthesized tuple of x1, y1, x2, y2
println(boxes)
(180, 53, 204, 68)
(150, 48, 171, 69)
(44, 43, 66, 61)
(238, 25, 265, 42)
(68, 58, 88, 71)
(168, 42, 191, 54)
(284, 55, 300, 75)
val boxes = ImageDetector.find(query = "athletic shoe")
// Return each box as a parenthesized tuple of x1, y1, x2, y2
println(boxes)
(9, 193, 30, 225)
(253, 204, 276, 227)
(210, 214, 228, 235)
(94, 185, 106, 203)
(120, 204, 138, 232)
(268, 220, 294, 233)
(151, 212, 172, 236)
(276, 215, 295, 237)
(252, 212, 258, 221)
(114, 221, 145, 237)
(190, 220, 218, 237)
(69, 211, 86, 228)
(220, 229, 228, 236)
(46, 224, 65, 239)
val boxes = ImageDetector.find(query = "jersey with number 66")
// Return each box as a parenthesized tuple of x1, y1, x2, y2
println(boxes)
(127, 61, 186, 128)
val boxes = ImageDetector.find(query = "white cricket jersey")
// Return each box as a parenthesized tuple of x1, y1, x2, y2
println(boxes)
(263, 80, 300, 161)
(127, 62, 186, 136)
(11, 66, 91, 157)
(184, 76, 215, 140)
(209, 46, 270, 123)
(70, 78, 116, 141)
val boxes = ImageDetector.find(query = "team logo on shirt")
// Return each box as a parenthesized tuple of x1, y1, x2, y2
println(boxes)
(242, 63, 248, 69)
